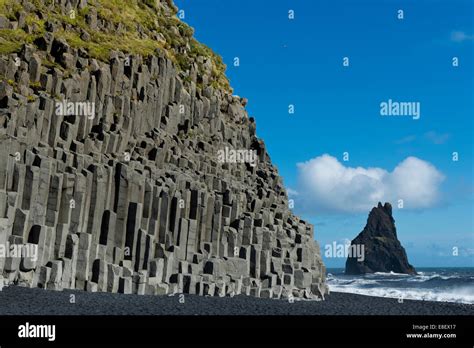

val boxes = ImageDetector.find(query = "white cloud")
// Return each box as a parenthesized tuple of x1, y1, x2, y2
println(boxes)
(295, 155, 445, 214)
(425, 131, 450, 144)
(451, 31, 473, 42)
(394, 135, 416, 144)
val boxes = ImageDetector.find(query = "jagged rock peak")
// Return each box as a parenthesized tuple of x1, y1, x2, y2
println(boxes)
(345, 202, 416, 275)
(377, 201, 392, 216)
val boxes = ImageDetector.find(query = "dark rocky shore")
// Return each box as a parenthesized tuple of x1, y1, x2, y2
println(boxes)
(0, 286, 472, 315)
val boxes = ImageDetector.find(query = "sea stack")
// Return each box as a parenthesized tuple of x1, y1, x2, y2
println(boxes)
(345, 202, 416, 275)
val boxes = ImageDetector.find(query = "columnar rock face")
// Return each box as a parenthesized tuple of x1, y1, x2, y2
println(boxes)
(345, 202, 416, 275)
(0, 0, 327, 299)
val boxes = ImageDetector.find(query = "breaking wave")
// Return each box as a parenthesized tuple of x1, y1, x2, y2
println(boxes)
(326, 268, 474, 304)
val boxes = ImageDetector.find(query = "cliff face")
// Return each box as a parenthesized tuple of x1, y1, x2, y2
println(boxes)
(345, 202, 416, 275)
(0, 0, 327, 299)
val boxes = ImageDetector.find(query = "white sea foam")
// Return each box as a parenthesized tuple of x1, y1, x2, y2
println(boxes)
(373, 271, 410, 277)
(407, 274, 460, 282)
(328, 283, 474, 304)
(327, 269, 474, 304)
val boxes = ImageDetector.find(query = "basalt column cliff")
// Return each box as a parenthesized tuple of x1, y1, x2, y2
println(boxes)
(0, 0, 328, 299)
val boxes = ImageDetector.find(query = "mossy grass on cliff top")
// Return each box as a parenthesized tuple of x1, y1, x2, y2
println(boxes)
(0, 28, 31, 54)
(0, 0, 230, 92)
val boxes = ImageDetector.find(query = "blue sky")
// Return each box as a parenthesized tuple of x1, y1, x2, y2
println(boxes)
(174, 0, 473, 267)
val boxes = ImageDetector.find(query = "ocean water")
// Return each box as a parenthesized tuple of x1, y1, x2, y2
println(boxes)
(326, 267, 474, 304)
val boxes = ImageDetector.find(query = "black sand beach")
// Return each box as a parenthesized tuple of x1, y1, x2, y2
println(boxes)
(0, 286, 472, 315)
